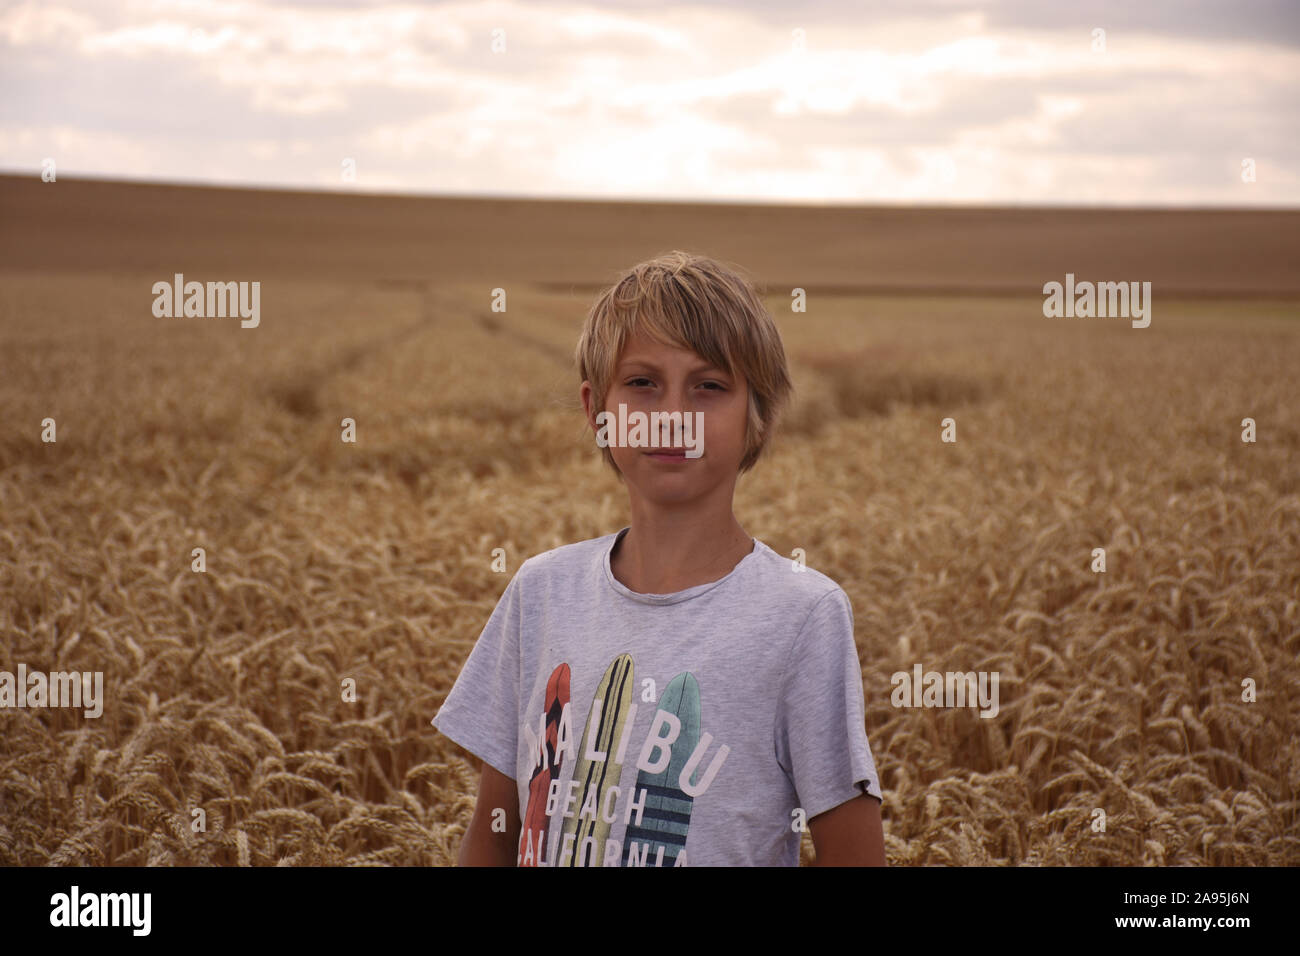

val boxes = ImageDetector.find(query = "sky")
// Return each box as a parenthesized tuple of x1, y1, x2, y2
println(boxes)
(1, 0, 1297, 206)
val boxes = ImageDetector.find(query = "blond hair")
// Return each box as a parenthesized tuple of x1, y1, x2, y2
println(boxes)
(575, 250, 794, 476)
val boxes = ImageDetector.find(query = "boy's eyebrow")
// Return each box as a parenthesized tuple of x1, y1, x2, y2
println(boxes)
(617, 356, 730, 376)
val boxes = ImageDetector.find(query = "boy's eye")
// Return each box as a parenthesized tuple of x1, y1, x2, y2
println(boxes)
(622, 377, 727, 390)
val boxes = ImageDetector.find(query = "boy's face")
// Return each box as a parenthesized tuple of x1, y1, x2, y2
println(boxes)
(582, 328, 749, 505)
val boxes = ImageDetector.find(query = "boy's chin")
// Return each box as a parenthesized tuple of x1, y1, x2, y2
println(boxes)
(621, 461, 733, 505)
(628, 483, 707, 508)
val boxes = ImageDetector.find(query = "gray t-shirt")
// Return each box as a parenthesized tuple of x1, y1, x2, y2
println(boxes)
(432, 527, 882, 866)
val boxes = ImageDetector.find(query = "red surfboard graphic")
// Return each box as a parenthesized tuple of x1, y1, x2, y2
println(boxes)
(519, 663, 570, 866)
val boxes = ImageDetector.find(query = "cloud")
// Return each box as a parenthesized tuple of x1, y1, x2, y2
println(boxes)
(0, 0, 1295, 205)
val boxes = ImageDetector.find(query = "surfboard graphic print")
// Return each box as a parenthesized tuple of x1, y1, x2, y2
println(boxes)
(623, 671, 700, 867)
(519, 662, 570, 867)
(560, 653, 634, 866)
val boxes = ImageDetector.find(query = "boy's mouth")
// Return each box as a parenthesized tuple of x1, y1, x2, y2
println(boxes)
(644, 448, 692, 461)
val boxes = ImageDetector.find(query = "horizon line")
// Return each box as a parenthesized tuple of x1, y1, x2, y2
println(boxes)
(3, 169, 1296, 214)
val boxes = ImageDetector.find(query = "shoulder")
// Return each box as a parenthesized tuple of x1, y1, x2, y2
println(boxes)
(513, 529, 619, 587)
(746, 538, 852, 622)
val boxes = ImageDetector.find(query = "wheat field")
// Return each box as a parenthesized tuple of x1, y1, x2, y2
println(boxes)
(0, 181, 1297, 866)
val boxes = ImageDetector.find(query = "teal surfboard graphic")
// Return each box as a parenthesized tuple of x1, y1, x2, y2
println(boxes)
(622, 671, 700, 866)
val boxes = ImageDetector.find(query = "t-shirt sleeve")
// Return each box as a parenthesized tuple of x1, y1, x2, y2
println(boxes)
(774, 587, 883, 820)
(431, 569, 523, 781)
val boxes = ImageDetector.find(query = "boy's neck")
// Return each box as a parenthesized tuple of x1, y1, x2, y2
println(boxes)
(610, 511, 754, 595)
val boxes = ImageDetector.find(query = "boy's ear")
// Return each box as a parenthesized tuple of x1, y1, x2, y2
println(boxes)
(579, 381, 598, 429)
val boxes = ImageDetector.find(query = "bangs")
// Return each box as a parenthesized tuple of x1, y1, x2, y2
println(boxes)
(607, 271, 743, 378)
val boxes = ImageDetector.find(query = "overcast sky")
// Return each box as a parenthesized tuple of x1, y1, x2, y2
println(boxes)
(1, 0, 1296, 205)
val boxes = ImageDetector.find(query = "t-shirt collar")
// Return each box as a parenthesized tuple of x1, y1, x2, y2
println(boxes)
(602, 526, 760, 605)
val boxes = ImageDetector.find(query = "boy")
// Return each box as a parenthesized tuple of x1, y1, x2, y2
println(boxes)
(432, 251, 885, 866)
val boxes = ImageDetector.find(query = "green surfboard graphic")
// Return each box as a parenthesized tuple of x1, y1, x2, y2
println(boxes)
(560, 653, 634, 866)
(622, 671, 700, 867)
